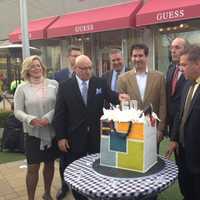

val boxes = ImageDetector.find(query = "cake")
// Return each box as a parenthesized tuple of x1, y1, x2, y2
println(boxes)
(100, 102, 158, 173)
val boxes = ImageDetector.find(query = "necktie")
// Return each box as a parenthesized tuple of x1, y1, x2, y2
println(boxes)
(114, 72, 120, 91)
(179, 83, 196, 146)
(81, 81, 88, 105)
(171, 66, 180, 96)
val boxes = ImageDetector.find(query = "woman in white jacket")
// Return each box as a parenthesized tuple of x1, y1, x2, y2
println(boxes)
(14, 55, 59, 200)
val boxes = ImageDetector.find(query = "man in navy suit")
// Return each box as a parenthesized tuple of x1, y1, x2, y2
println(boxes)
(53, 45, 81, 83)
(54, 45, 81, 200)
(102, 48, 126, 91)
(53, 55, 129, 200)
(165, 38, 189, 199)
(166, 45, 200, 200)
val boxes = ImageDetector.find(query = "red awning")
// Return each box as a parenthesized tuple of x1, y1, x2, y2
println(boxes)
(136, 0, 200, 26)
(47, 1, 142, 38)
(9, 16, 59, 43)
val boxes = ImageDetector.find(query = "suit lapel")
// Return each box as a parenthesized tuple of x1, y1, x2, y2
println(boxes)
(72, 76, 86, 108)
(87, 77, 96, 106)
(128, 71, 142, 103)
(186, 84, 200, 119)
(108, 71, 113, 89)
(143, 72, 153, 103)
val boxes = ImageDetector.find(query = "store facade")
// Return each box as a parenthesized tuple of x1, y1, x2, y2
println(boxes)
(136, 0, 200, 73)
(9, 0, 155, 77)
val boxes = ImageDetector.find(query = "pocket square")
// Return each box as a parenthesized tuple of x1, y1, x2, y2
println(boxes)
(96, 88, 102, 95)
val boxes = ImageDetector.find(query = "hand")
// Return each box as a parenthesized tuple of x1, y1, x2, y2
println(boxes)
(39, 118, 49, 126)
(30, 118, 49, 127)
(58, 139, 70, 152)
(30, 118, 43, 127)
(157, 130, 164, 144)
(119, 93, 130, 102)
(165, 141, 177, 159)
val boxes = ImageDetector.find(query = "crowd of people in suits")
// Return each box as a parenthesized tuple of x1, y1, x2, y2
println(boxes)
(12, 39, 200, 200)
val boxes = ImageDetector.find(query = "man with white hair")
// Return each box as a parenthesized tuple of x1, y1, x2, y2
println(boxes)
(53, 55, 129, 200)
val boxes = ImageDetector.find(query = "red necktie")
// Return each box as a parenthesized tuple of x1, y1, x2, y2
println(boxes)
(171, 66, 180, 96)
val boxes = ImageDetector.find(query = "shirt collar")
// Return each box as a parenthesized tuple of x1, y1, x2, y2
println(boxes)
(76, 75, 89, 87)
(133, 67, 148, 74)
(195, 76, 200, 84)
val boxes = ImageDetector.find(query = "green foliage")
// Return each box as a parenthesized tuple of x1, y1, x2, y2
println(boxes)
(0, 151, 25, 164)
(0, 111, 11, 128)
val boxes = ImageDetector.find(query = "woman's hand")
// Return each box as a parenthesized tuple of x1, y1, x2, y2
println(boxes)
(30, 118, 49, 127)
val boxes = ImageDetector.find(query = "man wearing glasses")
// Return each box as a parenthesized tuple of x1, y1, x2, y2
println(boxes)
(53, 55, 129, 200)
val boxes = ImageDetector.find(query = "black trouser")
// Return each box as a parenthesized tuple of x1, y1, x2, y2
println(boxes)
(59, 155, 69, 192)
(178, 145, 200, 200)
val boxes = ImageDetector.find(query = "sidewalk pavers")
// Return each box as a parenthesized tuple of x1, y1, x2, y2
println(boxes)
(0, 160, 75, 200)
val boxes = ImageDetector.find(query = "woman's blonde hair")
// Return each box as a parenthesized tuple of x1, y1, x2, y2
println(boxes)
(21, 55, 46, 81)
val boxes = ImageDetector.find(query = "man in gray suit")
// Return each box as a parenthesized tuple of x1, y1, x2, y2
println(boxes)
(102, 49, 126, 91)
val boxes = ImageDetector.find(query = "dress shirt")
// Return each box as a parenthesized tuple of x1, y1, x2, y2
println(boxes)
(136, 70, 148, 101)
(76, 75, 89, 95)
(111, 68, 125, 91)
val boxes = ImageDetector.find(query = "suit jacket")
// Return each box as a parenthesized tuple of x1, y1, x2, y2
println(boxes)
(118, 69, 166, 131)
(172, 81, 200, 173)
(53, 68, 70, 84)
(102, 67, 128, 89)
(166, 64, 186, 132)
(52, 76, 119, 154)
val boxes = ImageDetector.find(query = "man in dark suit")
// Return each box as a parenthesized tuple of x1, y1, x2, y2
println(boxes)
(165, 38, 189, 199)
(166, 45, 200, 200)
(102, 49, 126, 91)
(53, 45, 81, 83)
(53, 55, 129, 200)
(53, 45, 81, 200)
(166, 38, 189, 137)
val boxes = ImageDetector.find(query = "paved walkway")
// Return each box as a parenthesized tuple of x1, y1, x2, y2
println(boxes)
(0, 160, 75, 200)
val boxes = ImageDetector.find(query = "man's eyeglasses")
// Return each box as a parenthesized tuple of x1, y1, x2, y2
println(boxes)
(78, 66, 92, 71)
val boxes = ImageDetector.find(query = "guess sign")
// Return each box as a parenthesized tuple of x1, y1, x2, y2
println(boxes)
(156, 9, 184, 22)
(75, 24, 94, 33)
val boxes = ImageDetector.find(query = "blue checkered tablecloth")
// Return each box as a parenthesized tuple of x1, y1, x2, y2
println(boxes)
(64, 154, 178, 200)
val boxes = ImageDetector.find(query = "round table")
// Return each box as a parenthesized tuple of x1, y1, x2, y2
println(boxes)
(64, 154, 178, 200)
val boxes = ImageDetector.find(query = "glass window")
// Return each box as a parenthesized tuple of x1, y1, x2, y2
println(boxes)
(156, 19, 200, 74)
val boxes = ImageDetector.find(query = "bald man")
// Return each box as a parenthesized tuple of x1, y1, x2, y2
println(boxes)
(166, 37, 189, 136)
(53, 55, 129, 200)
(165, 37, 189, 198)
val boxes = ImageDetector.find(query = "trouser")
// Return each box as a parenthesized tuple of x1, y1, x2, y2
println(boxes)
(178, 145, 200, 200)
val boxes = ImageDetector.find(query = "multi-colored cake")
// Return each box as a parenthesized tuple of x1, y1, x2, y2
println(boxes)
(100, 105, 157, 173)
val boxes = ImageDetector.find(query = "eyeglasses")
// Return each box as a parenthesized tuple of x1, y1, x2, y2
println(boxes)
(77, 66, 92, 71)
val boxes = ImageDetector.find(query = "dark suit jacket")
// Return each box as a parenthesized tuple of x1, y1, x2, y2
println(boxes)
(166, 64, 186, 133)
(52, 76, 119, 154)
(53, 68, 70, 84)
(172, 81, 200, 173)
(102, 67, 128, 89)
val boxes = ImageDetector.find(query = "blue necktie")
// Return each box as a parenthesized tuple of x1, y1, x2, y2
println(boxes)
(81, 81, 88, 105)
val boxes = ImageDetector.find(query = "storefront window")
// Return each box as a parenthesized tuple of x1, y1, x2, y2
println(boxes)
(156, 19, 200, 74)
(95, 30, 125, 76)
